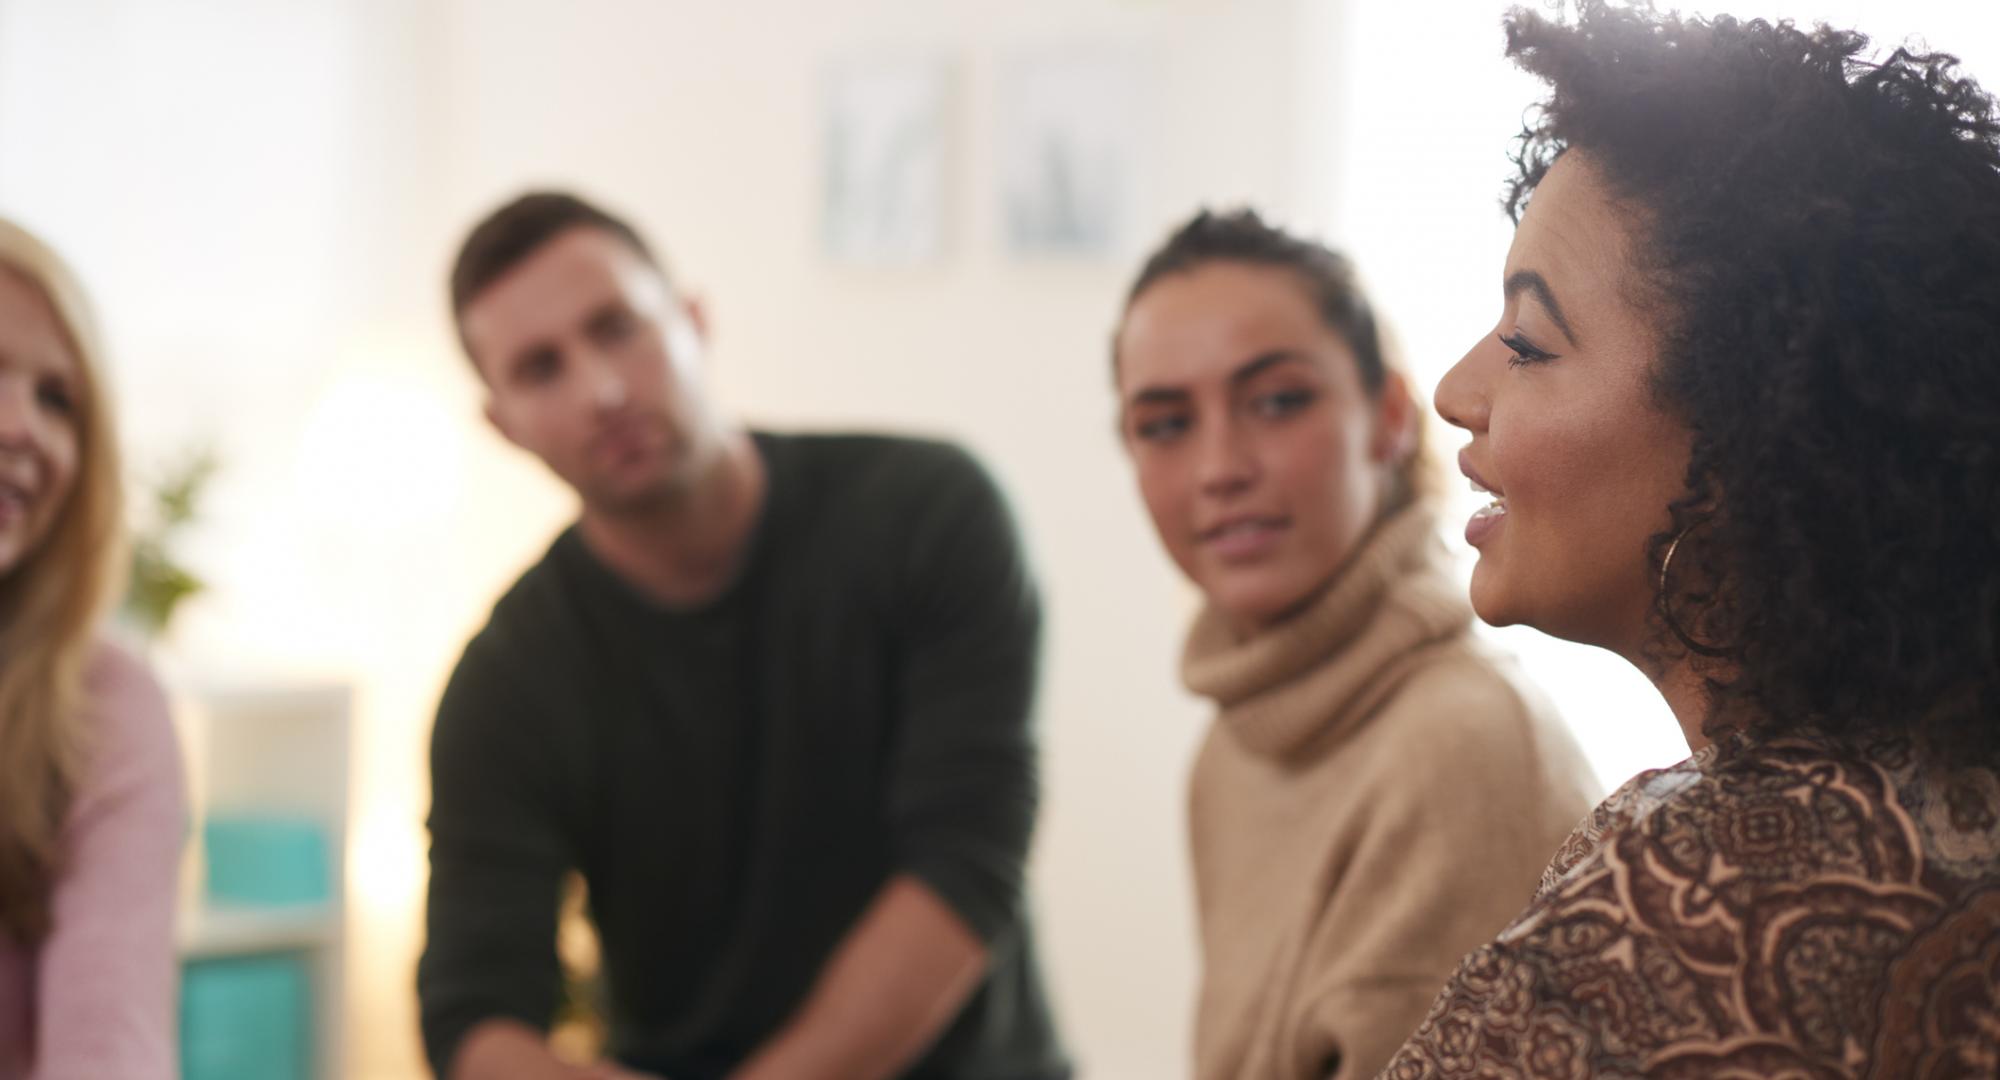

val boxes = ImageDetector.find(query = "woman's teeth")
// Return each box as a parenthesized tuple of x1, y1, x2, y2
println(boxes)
(1469, 479, 1505, 512)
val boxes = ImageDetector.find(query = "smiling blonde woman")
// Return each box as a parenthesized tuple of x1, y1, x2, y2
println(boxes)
(0, 218, 183, 1080)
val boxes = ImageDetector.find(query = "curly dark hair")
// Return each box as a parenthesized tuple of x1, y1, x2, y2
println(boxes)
(1501, 2, 2000, 761)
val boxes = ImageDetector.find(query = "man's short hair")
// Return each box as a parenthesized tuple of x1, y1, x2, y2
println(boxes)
(449, 191, 663, 318)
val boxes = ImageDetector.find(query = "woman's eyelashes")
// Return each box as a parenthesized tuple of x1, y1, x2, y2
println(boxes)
(1131, 411, 1191, 444)
(1498, 331, 1558, 368)
(35, 378, 74, 419)
(1130, 390, 1318, 445)
(1251, 387, 1317, 419)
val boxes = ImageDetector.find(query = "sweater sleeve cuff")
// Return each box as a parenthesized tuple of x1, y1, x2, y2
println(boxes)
(897, 848, 1021, 946)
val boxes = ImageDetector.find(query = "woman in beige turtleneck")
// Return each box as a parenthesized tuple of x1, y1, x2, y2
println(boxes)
(1111, 209, 1598, 1080)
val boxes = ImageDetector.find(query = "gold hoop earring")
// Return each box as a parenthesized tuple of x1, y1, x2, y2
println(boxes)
(1659, 526, 1690, 595)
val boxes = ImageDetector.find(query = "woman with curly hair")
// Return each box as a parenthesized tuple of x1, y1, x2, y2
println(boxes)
(0, 218, 183, 1080)
(1114, 209, 1597, 1080)
(1382, 3, 2000, 1075)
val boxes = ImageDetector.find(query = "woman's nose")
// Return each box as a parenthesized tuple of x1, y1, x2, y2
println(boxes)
(0, 377, 35, 447)
(1434, 338, 1492, 433)
(1195, 418, 1257, 497)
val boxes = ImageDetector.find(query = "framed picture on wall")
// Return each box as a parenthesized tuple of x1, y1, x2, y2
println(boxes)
(997, 46, 1145, 259)
(822, 56, 953, 265)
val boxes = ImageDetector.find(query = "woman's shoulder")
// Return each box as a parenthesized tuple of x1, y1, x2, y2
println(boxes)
(82, 639, 172, 732)
(1533, 740, 1713, 892)
(1372, 636, 1542, 731)
(1655, 733, 2000, 887)
(1719, 733, 2000, 890)
(1370, 639, 1595, 784)
(1402, 734, 2000, 1075)
(72, 639, 182, 810)
(1336, 640, 1600, 844)
(1534, 734, 1934, 902)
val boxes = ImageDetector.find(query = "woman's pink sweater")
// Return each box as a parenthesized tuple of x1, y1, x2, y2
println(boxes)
(0, 642, 185, 1079)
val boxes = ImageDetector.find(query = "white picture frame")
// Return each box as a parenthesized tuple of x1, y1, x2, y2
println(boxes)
(997, 46, 1145, 258)
(822, 56, 953, 265)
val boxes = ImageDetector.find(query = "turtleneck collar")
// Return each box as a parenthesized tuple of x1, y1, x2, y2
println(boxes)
(1181, 504, 1473, 759)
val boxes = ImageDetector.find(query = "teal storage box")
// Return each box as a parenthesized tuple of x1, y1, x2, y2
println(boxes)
(203, 815, 329, 906)
(181, 953, 310, 1080)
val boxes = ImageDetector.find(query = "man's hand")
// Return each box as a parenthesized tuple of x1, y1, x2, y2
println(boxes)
(452, 1018, 664, 1080)
(728, 875, 989, 1080)
(577, 1065, 664, 1080)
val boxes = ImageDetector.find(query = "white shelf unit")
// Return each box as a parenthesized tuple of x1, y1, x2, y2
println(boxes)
(175, 682, 351, 1080)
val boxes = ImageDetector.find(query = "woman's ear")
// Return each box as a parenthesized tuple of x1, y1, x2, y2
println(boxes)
(681, 293, 711, 343)
(1371, 369, 1419, 465)
(483, 397, 522, 451)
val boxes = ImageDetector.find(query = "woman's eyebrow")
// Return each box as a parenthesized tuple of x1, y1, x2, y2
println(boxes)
(1229, 350, 1308, 385)
(1505, 269, 1578, 346)
(1126, 385, 1189, 407)
(1125, 351, 1308, 406)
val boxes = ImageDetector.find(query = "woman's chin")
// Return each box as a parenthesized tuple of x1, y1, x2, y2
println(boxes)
(1206, 575, 1316, 633)
(1466, 562, 1524, 629)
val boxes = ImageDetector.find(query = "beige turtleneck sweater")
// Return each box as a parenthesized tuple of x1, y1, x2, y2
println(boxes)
(1182, 506, 1598, 1080)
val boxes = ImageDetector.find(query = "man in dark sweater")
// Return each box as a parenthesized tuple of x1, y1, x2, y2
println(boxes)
(417, 192, 1068, 1080)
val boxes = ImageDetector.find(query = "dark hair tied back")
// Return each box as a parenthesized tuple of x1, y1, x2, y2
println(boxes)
(1122, 208, 1389, 395)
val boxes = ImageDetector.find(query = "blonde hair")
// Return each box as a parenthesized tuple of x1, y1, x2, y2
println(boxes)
(0, 219, 126, 943)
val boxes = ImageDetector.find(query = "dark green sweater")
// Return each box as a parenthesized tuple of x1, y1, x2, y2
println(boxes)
(418, 432, 1068, 1080)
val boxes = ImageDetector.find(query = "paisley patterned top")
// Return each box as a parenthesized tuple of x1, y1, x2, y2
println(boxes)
(1378, 733, 2000, 1078)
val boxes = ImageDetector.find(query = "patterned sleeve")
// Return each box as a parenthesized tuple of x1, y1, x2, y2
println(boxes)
(1376, 936, 1649, 1080)
(1377, 737, 1997, 1079)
